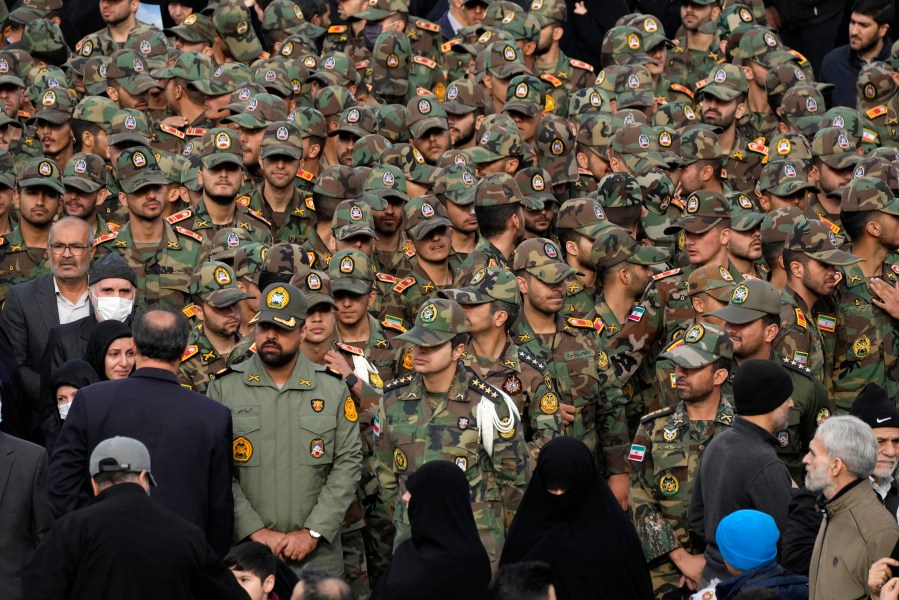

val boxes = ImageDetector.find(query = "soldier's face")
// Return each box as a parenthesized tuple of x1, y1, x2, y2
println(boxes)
(414, 128, 451, 164)
(412, 225, 452, 263)
(334, 290, 370, 326)
(520, 273, 565, 315)
(115, 87, 149, 111)
(685, 226, 726, 265)
(700, 95, 739, 130)
(673, 363, 716, 401)
(239, 127, 265, 167)
(63, 186, 100, 220)
(722, 318, 775, 358)
(337, 0, 366, 20)
(799, 258, 838, 297)
(874, 427, 899, 479)
(625, 263, 653, 296)
(257, 322, 301, 368)
(646, 44, 666, 77)
(816, 162, 853, 194)
(445, 199, 478, 234)
(411, 341, 462, 374)
(261, 156, 301, 189)
(37, 121, 74, 156)
(727, 227, 762, 262)
(199, 301, 242, 338)
(678, 161, 705, 196)
(461, 302, 494, 334)
(447, 111, 477, 147)
(680, 1, 717, 32)
(523, 206, 554, 236)
(0, 83, 23, 117)
(0, 187, 12, 218)
(506, 110, 541, 143)
(373, 199, 403, 234)
(100, 0, 136, 25)
(15, 185, 60, 226)
(302, 304, 336, 344)
(201, 164, 243, 202)
(205, 93, 231, 122)
(336, 132, 357, 167)
(167, 1, 192, 25)
(122, 184, 165, 220)
(335, 234, 373, 255)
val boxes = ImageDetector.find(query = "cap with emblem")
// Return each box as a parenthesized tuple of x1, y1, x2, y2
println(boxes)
(406, 93, 448, 139)
(224, 92, 289, 129)
(850, 383, 899, 429)
(18, 157, 64, 194)
(612, 64, 655, 108)
(709, 278, 783, 324)
(593, 172, 642, 209)
(536, 114, 578, 185)
(168, 12, 216, 44)
(405, 196, 453, 240)
(209, 228, 254, 262)
(465, 115, 524, 164)
(201, 128, 243, 169)
(252, 283, 309, 329)
(190, 62, 254, 96)
(661, 322, 733, 368)
(261, 243, 310, 278)
(289, 267, 334, 309)
(514, 167, 555, 209)
(574, 113, 613, 155)
(639, 171, 678, 241)
(89, 436, 157, 486)
(314, 164, 363, 199)
(233, 242, 269, 284)
(529, 0, 566, 26)
(857, 61, 896, 109)
(381, 143, 437, 184)
(475, 172, 526, 207)
(512, 237, 580, 283)
(105, 49, 163, 95)
(260, 120, 303, 160)
(652, 101, 699, 129)
(32, 87, 75, 125)
(730, 26, 780, 65)
(191, 261, 253, 307)
(442, 266, 521, 305)
(0, 51, 24, 88)
(352, 134, 392, 168)
(13, 18, 66, 57)
(371, 31, 411, 100)
(664, 191, 731, 235)
(785, 218, 861, 266)
(375, 104, 409, 143)
(679, 125, 723, 164)
(757, 160, 818, 197)
(213, 1, 264, 62)
(363, 164, 407, 207)
(600, 25, 652, 66)
(332, 199, 377, 240)
(503, 75, 546, 118)
(611, 125, 668, 171)
(841, 176, 899, 215)
(124, 28, 169, 71)
(154, 51, 212, 82)
(618, 13, 671, 50)
(698, 63, 748, 101)
(115, 147, 169, 194)
(329, 249, 374, 295)
(261, 0, 325, 40)
(726, 191, 765, 232)
(760, 205, 805, 244)
(257, 62, 296, 96)
(352, 0, 408, 22)
(591, 224, 668, 270)
(433, 164, 478, 206)
(555, 197, 609, 239)
(308, 52, 358, 88)
(767, 132, 812, 164)
(330, 105, 376, 139)
(569, 87, 611, 118)
(0, 150, 15, 189)
(108, 109, 152, 147)
(811, 127, 860, 170)
(484, 41, 527, 80)
(291, 107, 328, 140)
(443, 78, 486, 115)
(688, 265, 738, 301)
(779, 85, 826, 137)
(63, 152, 106, 194)
(395, 298, 467, 347)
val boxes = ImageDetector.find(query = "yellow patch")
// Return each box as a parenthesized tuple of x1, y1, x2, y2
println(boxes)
(394, 447, 408, 471)
(403, 347, 414, 370)
(233, 436, 253, 462)
(540, 392, 559, 414)
(344, 396, 358, 422)
(311, 399, 324, 412)
(853, 335, 871, 358)
(369, 372, 383, 389)
(597, 351, 609, 370)
(794, 307, 807, 329)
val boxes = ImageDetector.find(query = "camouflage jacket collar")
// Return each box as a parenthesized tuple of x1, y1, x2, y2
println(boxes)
(2, 226, 28, 251)
(474, 237, 510, 269)
(782, 285, 811, 313)
(593, 291, 624, 335)
(113, 221, 183, 253)
(364, 314, 393, 350)
(187, 325, 242, 365)
(252, 185, 308, 221)
(461, 337, 522, 374)
(398, 361, 469, 403)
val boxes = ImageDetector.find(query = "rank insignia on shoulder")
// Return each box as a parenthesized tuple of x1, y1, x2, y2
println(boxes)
(651, 268, 682, 281)
(297, 169, 315, 181)
(159, 123, 185, 139)
(867, 105, 888, 119)
(376, 272, 398, 284)
(385, 373, 414, 390)
(794, 307, 807, 329)
(328, 24, 347, 33)
(669, 83, 693, 99)
(185, 127, 207, 136)
(165, 210, 192, 226)
(93, 231, 118, 246)
(593, 317, 605, 334)
(305, 197, 315, 210)
(175, 226, 204, 243)
(640, 406, 675, 424)
(182, 304, 198, 318)
(393, 276, 416, 293)
(336, 342, 364, 355)
(181, 344, 198, 361)
(236, 195, 250, 207)
(566, 317, 595, 329)
(539, 73, 563, 87)
(441, 38, 461, 53)
(569, 58, 594, 72)
(412, 55, 437, 69)
(415, 19, 440, 32)
(747, 141, 768, 155)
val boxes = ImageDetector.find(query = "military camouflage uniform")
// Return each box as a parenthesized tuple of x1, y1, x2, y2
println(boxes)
(178, 326, 254, 393)
(665, 37, 721, 90)
(0, 227, 49, 305)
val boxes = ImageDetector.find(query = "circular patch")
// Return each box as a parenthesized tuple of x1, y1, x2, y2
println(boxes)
(393, 447, 408, 471)
(246, 98, 258, 112)
(638, 133, 650, 149)
(502, 12, 515, 24)
(184, 13, 197, 25)
(81, 40, 93, 56)
(732, 284, 749, 304)
(283, 42, 295, 56)
(131, 151, 147, 168)
(419, 303, 437, 323)
(340, 256, 354, 273)
(626, 74, 639, 89)
(370, 372, 383, 388)
(382, 171, 395, 186)
(659, 131, 672, 147)
(454, 153, 467, 165)
(684, 105, 696, 120)
(595, 205, 605, 219)
(446, 85, 458, 100)
(853, 335, 870, 358)
(776, 139, 790, 155)
(659, 473, 679, 496)
(293, 4, 303, 18)
(531, 0, 542, 8)
(421, 203, 435, 217)
(38, 161, 52, 176)
(540, 392, 558, 414)
(763, 32, 777, 46)
(306, 273, 321, 290)
(532, 174, 545, 191)
(139, 40, 151, 54)
(828, 230, 838, 247)
(806, 97, 817, 112)
(311, 399, 324, 412)
(589, 92, 601, 106)
(412, 147, 425, 164)
(596, 71, 605, 84)
(41, 90, 56, 106)
(275, 126, 289, 141)
(837, 133, 850, 149)
(544, 242, 558, 258)
(303, 56, 316, 68)
(455, 457, 467, 471)
(551, 139, 564, 155)
(133, 58, 144, 72)
(227, 232, 239, 247)
(854, 165, 865, 178)
(739, 7, 752, 22)
(348, 205, 363, 222)
(480, 131, 491, 145)
(684, 324, 704, 343)
(777, 431, 789, 447)
(291, 79, 301, 94)
(238, 87, 251, 100)
(214, 266, 231, 285)
(833, 115, 845, 128)
(74, 159, 87, 174)
(644, 17, 658, 32)
(215, 65, 225, 77)
(515, 82, 528, 98)
(663, 428, 677, 442)
(478, 31, 492, 43)
(124, 115, 137, 130)
(418, 99, 431, 114)
(738, 195, 752, 209)
(783, 164, 796, 178)
(627, 33, 640, 49)
(266, 286, 289, 309)
(503, 375, 521, 394)
(233, 436, 252, 462)
(347, 108, 360, 124)
(236, 20, 249, 35)
(48, 78, 59, 89)
(215, 131, 232, 149)
(714, 69, 727, 83)
(462, 171, 474, 185)
(265, 69, 276, 82)
(686, 194, 699, 213)
(865, 83, 876, 99)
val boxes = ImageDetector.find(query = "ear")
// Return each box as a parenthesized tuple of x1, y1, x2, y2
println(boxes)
(451, 342, 465, 360)
(194, 304, 206, 323)
(107, 86, 119, 104)
(263, 574, 276, 595)
(734, 101, 746, 120)
(91, 478, 101, 496)
(81, 129, 94, 150)
(576, 151, 589, 170)
(712, 367, 729, 386)
(523, 40, 537, 57)
(808, 164, 820, 184)
(474, 114, 486, 131)
(96, 188, 110, 207)
(691, 296, 704, 313)
(788, 258, 804, 279)
(740, 65, 753, 82)
(517, 274, 528, 295)
(328, 120, 339, 132)
(777, 121, 788, 134)
(367, 289, 377, 307)
(866, 218, 882, 239)
(565, 238, 579, 258)
(701, 164, 715, 182)
(758, 194, 771, 211)
(763, 322, 779, 343)
(719, 227, 731, 247)
(505, 157, 519, 173)
(12, 189, 19, 209)
(118, 191, 128, 211)
(493, 308, 508, 329)
(551, 25, 564, 42)
(308, 142, 321, 159)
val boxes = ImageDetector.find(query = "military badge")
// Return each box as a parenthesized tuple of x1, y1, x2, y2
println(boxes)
(777, 431, 789, 447)
(233, 436, 253, 462)
(540, 392, 559, 414)
(311, 399, 324, 412)
(503, 376, 522, 394)
(458, 416, 470, 430)
(310, 438, 324, 458)
(659, 473, 679, 496)
(455, 457, 467, 471)
(663, 428, 677, 442)
(344, 396, 358, 423)
(394, 447, 408, 471)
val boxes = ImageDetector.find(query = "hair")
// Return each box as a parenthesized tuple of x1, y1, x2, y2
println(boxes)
(71, 119, 101, 152)
(760, 241, 785, 271)
(93, 470, 140, 487)
(852, 0, 894, 25)
(49, 216, 91, 245)
(451, 332, 467, 348)
(712, 356, 732, 374)
(556, 227, 584, 255)
(841, 210, 877, 241)
(258, 271, 294, 291)
(696, 157, 724, 178)
(494, 299, 520, 332)
(761, 312, 781, 329)
(132, 305, 191, 361)
(224, 542, 276, 580)
(296, 0, 328, 19)
(781, 248, 812, 280)
(488, 561, 554, 600)
(816, 415, 878, 479)
(296, 564, 352, 600)
(475, 203, 520, 239)
(311, 193, 340, 222)
(603, 205, 642, 231)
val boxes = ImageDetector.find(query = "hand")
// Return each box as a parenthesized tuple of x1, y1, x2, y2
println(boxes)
(607, 473, 630, 511)
(883, 578, 899, 600)
(870, 277, 899, 319)
(573, 1, 587, 15)
(323, 350, 353, 378)
(869, 557, 899, 598)
(558, 403, 576, 426)
(765, 6, 782, 29)
(670, 547, 706, 591)
(249, 527, 286, 553)
(274, 529, 319, 562)
(160, 115, 189, 129)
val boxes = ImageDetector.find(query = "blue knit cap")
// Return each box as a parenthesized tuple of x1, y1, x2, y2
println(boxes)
(716, 510, 779, 571)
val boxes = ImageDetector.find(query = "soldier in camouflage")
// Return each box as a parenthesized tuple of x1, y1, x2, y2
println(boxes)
(809, 127, 860, 238)
(665, 0, 721, 90)
(529, 0, 595, 94)
(556, 197, 612, 319)
(62, 153, 117, 239)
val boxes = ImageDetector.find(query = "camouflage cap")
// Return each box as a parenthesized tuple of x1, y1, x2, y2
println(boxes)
(115, 147, 168, 194)
(329, 249, 374, 295)
(443, 78, 486, 115)
(490, 9, 540, 43)
(600, 26, 653, 66)
(18, 157, 63, 194)
(308, 52, 358, 88)
(812, 127, 860, 170)
(364, 164, 407, 205)
(575, 113, 613, 154)
(261, 242, 310, 276)
(511, 237, 580, 283)
(465, 115, 524, 164)
(665, 191, 731, 234)
(261, 0, 325, 39)
(168, 13, 216, 44)
(371, 30, 411, 99)
(0, 150, 15, 189)
(32, 88, 75, 125)
(259, 120, 303, 160)
(726, 191, 765, 231)
(594, 172, 642, 208)
(591, 224, 668, 270)
(352, 0, 408, 21)
(191, 261, 253, 307)
(717, 4, 756, 38)
(760, 205, 805, 243)
(484, 41, 527, 79)
(612, 64, 655, 109)
(63, 152, 106, 194)
(841, 176, 899, 215)
(687, 264, 739, 301)
(679, 125, 723, 164)
(786, 218, 861, 266)
(442, 266, 521, 305)
(76, 32, 118, 59)
(757, 160, 819, 197)
(81, 57, 110, 96)
(14, 18, 65, 55)
(201, 128, 244, 169)
(224, 92, 289, 129)
(654, 125, 682, 168)
(394, 298, 467, 347)
(313, 85, 357, 119)
(611, 125, 668, 171)
(352, 134, 392, 167)
(407, 93, 448, 139)
(9, 5, 45, 25)
(709, 278, 782, 324)
(503, 75, 546, 118)
(432, 164, 478, 206)
(535, 114, 577, 185)
(155, 151, 187, 185)
(764, 63, 815, 99)
(405, 196, 453, 240)
(639, 171, 678, 241)
(729, 26, 780, 65)
(124, 28, 169, 71)
(618, 13, 671, 50)
(529, 0, 566, 25)
(108, 109, 152, 146)
(382, 143, 437, 184)
(289, 267, 334, 309)
(514, 167, 555, 209)
(253, 63, 292, 97)
(851, 156, 899, 193)
(779, 85, 826, 136)
(767, 132, 813, 164)
(290, 107, 328, 139)
(190, 62, 254, 96)
(154, 51, 211, 82)
(252, 283, 309, 329)
(212, 1, 264, 62)
(0, 52, 24, 87)
(375, 104, 409, 143)
(555, 197, 609, 239)
(475, 172, 526, 207)
(661, 322, 733, 368)
(568, 87, 611, 118)
(332, 199, 377, 240)
(314, 164, 363, 198)
(105, 49, 162, 95)
(652, 101, 700, 129)
(698, 63, 748, 101)
(858, 61, 895, 108)
(209, 227, 255, 262)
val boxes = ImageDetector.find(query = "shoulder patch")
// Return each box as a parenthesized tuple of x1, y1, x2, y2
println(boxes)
(412, 55, 437, 69)
(93, 231, 119, 246)
(441, 37, 461, 53)
(182, 304, 198, 318)
(415, 19, 440, 32)
(305, 196, 315, 211)
(165, 209, 192, 224)
(651, 267, 682, 281)
(297, 169, 315, 181)
(517, 348, 546, 372)
(174, 226, 203, 243)
(355, 59, 370, 69)
(640, 406, 675, 424)
(384, 373, 415, 391)
(181, 344, 199, 362)
(336, 342, 364, 356)
(794, 307, 807, 330)
(328, 25, 347, 34)
(867, 105, 888, 119)
(593, 317, 605, 334)
(747, 141, 768, 156)
(235, 195, 250, 207)
(185, 127, 207, 137)
(569, 58, 594, 72)
(669, 83, 694, 99)
(539, 73, 563, 88)
(376, 272, 398, 284)
(566, 317, 595, 329)
(781, 355, 812, 377)
(382, 315, 407, 333)
(247, 208, 272, 227)
(404, 247, 416, 258)
(159, 123, 186, 139)
(392, 275, 416, 293)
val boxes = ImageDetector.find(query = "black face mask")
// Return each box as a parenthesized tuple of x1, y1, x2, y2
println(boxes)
(363, 22, 384, 51)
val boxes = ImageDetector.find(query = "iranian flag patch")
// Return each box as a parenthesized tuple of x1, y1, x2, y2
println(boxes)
(629, 444, 646, 462)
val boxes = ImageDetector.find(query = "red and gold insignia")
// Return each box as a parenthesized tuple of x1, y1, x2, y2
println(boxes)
(503, 376, 521, 394)
(233, 436, 253, 462)
(310, 438, 324, 458)
(311, 399, 324, 412)
(181, 344, 198, 361)
(540, 392, 559, 414)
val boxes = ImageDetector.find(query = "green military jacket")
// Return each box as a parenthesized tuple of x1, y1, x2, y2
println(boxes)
(207, 353, 362, 576)
(723, 134, 766, 195)
(177, 325, 254, 393)
(664, 37, 721, 90)
(860, 99, 899, 150)
(166, 200, 273, 256)
(0, 227, 49, 304)
(246, 184, 314, 245)
(774, 286, 827, 383)
(380, 260, 464, 330)
(562, 273, 596, 319)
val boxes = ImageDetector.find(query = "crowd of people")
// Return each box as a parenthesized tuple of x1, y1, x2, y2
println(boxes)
(2, 0, 899, 597)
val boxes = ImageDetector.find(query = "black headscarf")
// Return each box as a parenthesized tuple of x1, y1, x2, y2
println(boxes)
(500, 437, 654, 600)
(50, 360, 100, 394)
(372, 461, 491, 600)
(86, 320, 133, 381)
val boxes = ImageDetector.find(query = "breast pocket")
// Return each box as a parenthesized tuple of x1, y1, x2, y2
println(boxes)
(299, 415, 337, 466)
(232, 414, 261, 467)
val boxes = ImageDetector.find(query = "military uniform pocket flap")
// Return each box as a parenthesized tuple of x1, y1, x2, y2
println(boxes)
(300, 415, 337, 434)
(233, 415, 261, 435)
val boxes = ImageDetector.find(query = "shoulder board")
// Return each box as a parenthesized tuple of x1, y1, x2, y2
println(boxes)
(695, 78, 708, 90)
(165, 209, 192, 224)
(747, 142, 768, 156)
(867, 105, 888, 119)
(441, 37, 461, 53)
(640, 406, 675, 424)
(305, 196, 315, 210)
(469, 374, 501, 399)
(381, 316, 407, 333)
(670, 197, 685, 210)
(175, 225, 204, 243)
(539, 73, 563, 88)
(297, 169, 315, 181)
(669, 83, 694, 99)
(385, 373, 415, 391)
(93, 231, 118, 246)
(651, 268, 682, 281)
(415, 19, 440, 32)
(17, 109, 31, 118)
(185, 127, 207, 137)
(393, 275, 416, 293)
(159, 123, 186, 139)
(258, 51, 270, 60)
(181, 344, 199, 362)
(593, 317, 605, 334)
(404, 247, 416, 258)
(376, 272, 398, 284)
(412, 55, 437, 69)
(236, 195, 250, 207)
(794, 307, 807, 330)
(212, 366, 232, 379)
(0, 237, 5, 246)
(106, 222, 121, 233)
(569, 58, 594, 72)
(355, 59, 370, 69)
(517, 348, 546, 372)
(818, 216, 840, 235)
(328, 24, 347, 34)
(566, 317, 595, 329)
(182, 304, 199, 318)
(781, 356, 812, 377)
(247, 209, 272, 226)
(336, 342, 365, 356)
(324, 367, 343, 379)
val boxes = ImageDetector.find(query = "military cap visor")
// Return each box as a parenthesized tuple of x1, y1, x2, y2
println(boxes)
(664, 215, 726, 235)
(119, 169, 168, 194)
(251, 284, 309, 329)
(335, 223, 377, 241)
(167, 23, 210, 43)
(63, 175, 103, 194)
(410, 118, 449, 140)
(503, 100, 542, 119)
(330, 122, 369, 139)
(820, 151, 861, 171)
(222, 111, 268, 129)
(699, 84, 742, 102)
(395, 325, 457, 347)
(443, 100, 479, 115)
(730, 211, 766, 232)
(19, 176, 64, 195)
(767, 180, 819, 197)
(113, 75, 163, 96)
(707, 303, 769, 325)
(802, 247, 864, 266)
(108, 130, 150, 147)
(524, 262, 581, 284)
(660, 344, 718, 369)
(332, 277, 372, 295)
(202, 151, 244, 169)
(626, 244, 669, 265)
(407, 216, 453, 241)
(31, 109, 71, 125)
(641, 210, 676, 241)
(619, 151, 668, 172)
(203, 287, 253, 308)
(259, 142, 302, 161)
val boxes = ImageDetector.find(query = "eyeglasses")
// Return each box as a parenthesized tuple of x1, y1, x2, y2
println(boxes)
(49, 243, 89, 256)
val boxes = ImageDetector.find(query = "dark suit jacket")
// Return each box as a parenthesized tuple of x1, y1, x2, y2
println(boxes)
(0, 275, 61, 441)
(47, 368, 235, 557)
(0, 432, 54, 600)
(434, 11, 455, 40)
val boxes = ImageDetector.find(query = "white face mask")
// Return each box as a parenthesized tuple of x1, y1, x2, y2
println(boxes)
(58, 401, 72, 420)
(95, 296, 133, 322)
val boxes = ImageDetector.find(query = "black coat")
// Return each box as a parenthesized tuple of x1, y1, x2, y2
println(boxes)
(47, 368, 235, 557)
(22, 483, 248, 600)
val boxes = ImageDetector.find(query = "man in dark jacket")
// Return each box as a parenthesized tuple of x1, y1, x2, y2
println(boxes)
(23, 436, 247, 600)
